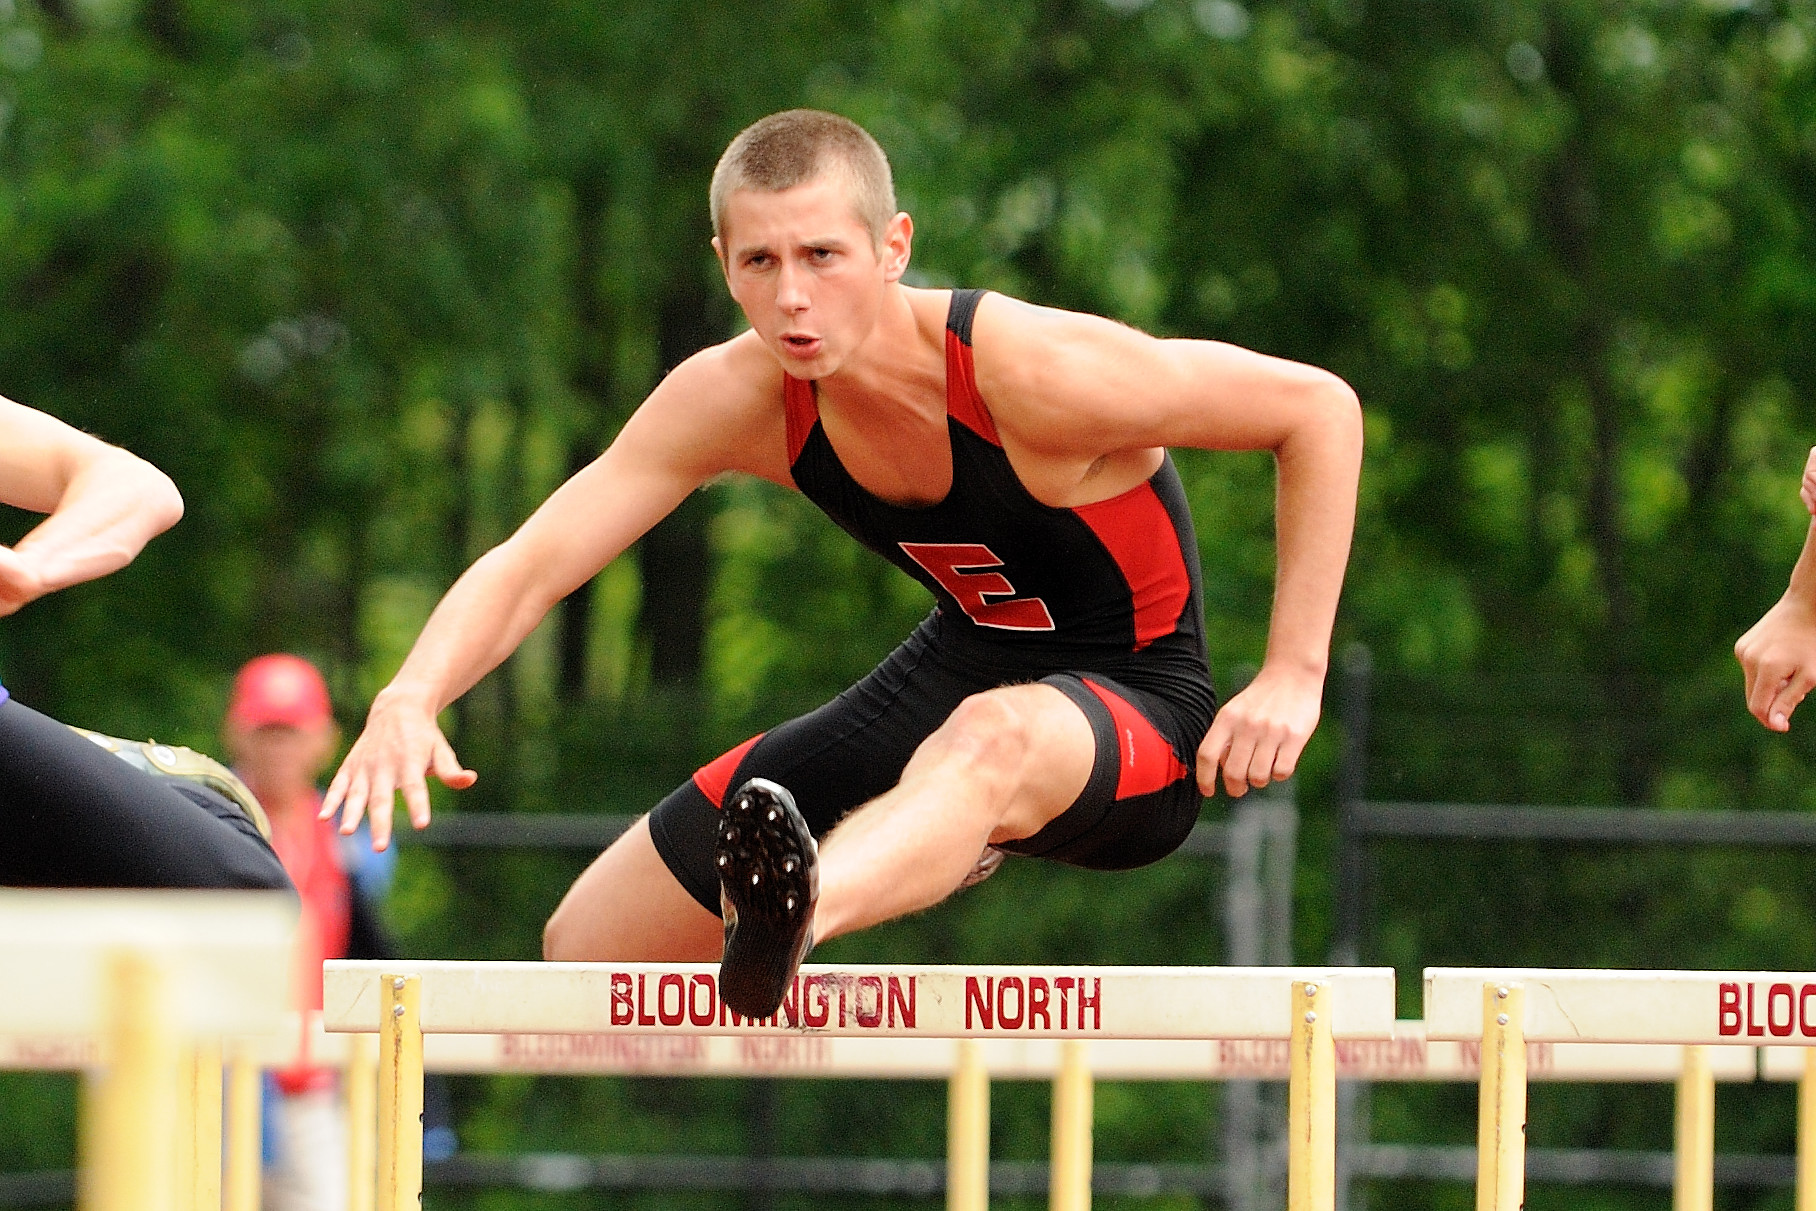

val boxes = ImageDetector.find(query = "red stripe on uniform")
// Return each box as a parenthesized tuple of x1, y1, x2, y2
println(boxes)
(782, 376, 816, 464)
(692, 733, 765, 808)
(1081, 679, 1190, 800)
(1071, 482, 1191, 650)
(944, 329, 1002, 445)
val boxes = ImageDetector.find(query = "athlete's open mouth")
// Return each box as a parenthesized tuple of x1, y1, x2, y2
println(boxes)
(780, 334, 823, 359)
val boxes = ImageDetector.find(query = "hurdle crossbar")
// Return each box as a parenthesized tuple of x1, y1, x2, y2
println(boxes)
(1425, 968, 1816, 1045)
(324, 961, 1396, 1039)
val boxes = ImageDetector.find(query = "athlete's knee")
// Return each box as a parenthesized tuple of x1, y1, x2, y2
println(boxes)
(543, 896, 583, 961)
(925, 688, 1041, 781)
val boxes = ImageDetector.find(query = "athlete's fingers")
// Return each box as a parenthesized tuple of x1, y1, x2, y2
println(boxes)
(1271, 730, 1308, 783)
(320, 765, 351, 821)
(1802, 447, 1816, 513)
(400, 773, 433, 834)
(366, 773, 397, 852)
(1220, 727, 1260, 798)
(431, 736, 478, 791)
(1747, 661, 1794, 728)
(1765, 666, 1816, 732)
(337, 771, 372, 835)
(1197, 717, 1233, 797)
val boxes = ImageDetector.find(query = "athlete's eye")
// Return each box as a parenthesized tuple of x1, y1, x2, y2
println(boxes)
(808, 247, 835, 262)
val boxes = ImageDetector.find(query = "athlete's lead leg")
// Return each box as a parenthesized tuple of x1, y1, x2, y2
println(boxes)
(809, 683, 1096, 940)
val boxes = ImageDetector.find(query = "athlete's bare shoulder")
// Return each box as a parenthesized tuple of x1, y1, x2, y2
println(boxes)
(965, 293, 1163, 454)
(616, 330, 794, 488)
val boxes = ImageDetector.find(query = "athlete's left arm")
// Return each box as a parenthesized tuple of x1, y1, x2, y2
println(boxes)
(975, 301, 1364, 799)
(0, 396, 185, 617)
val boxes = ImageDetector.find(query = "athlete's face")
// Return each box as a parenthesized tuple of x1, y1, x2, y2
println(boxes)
(715, 174, 912, 379)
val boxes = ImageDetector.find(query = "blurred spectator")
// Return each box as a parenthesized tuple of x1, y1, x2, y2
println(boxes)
(224, 654, 381, 1211)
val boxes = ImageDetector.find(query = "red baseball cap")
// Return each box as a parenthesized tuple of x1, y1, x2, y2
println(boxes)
(227, 654, 333, 730)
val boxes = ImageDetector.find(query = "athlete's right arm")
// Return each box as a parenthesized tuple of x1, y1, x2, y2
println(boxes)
(322, 341, 790, 848)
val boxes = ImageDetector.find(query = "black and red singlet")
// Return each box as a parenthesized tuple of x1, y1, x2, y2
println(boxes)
(648, 289, 1219, 912)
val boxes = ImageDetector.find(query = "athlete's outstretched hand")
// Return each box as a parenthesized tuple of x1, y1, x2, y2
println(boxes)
(320, 688, 477, 851)
(1197, 664, 1323, 798)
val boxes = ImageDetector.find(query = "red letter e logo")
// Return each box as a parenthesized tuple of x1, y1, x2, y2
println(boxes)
(899, 542, 1055, 632)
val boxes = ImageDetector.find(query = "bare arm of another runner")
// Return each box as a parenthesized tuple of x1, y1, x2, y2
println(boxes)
(975, 301, 1363, 798)
(1736, 447, 1816, 732)
(321, 344, 789, 848)
(0, 396, 185, 616)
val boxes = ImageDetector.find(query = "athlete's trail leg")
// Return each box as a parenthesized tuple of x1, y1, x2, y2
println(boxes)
(543, 815, 723, 961)
(811, 684, 1096, 941)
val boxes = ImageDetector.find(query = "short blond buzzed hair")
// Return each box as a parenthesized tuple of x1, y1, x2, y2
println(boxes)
(711, 109, 896, 246)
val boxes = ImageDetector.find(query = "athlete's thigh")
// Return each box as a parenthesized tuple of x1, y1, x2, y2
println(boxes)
(543, 814, 723, 961)
(0, 698, 290, 890)
(995, 672, 1205, 870)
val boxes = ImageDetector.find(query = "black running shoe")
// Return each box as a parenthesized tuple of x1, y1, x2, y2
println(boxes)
(716, 778, 817, 1018)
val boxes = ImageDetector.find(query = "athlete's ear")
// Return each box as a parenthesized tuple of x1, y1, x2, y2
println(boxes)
(711, 236, 729, 279)
(881, 211, 913, 284)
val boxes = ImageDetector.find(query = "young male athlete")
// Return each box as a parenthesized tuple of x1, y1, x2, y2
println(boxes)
(0, 395, 289, 891)
(323, 110, 1363, 1015)
(1737, 446, 1816, 731)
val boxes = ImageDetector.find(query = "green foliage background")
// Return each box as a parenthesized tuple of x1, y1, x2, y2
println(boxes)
(5, 0, 1816, 1206)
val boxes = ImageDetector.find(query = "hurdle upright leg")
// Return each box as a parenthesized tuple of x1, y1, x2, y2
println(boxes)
(188, 1040, 224, 1211)
(376, 975, 423, 1211)
(223, 1042, 261, 1211)
(347, 1031, 379, 1211)
(1287, 980, 1335, 1211)
(947, 1039, 989, 1211)
(1799, 1047, 1816, 1211)
(1050, 1039, 1093, 1211)
(86, 951, 180, 1211)
(1674, 1045, 1714, 1211)
(1476, 983, 1525, 1211)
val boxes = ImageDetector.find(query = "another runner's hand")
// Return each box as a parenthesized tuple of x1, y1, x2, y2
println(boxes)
(320, 687, 477, 851)
(0, 545, 47, 617)
(1197, 664, 1323, 798)
(1737, 595, 1816, 733)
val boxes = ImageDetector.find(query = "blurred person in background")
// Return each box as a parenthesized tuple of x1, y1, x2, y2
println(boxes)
(0, 394, 290, 891)
(224, 653, 403, 1210)
(1737, 446, 1816, 732)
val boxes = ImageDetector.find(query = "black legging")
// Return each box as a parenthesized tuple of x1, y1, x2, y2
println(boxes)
(0, 696, 292, 890)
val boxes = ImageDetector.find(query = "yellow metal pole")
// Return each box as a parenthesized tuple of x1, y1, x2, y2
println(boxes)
(1674, 1045, 1714, 1211)
(86, 951, 178, 1211)
(1287, 979, 1336, 1211)
(1049, 1039, 1092, 1211)
(1476, 983, 1526, 1211)
(947, 1040, 989, 1211)
(191, 1041, 224, 1211)
(223, 1043, 261, 1211)
(174, 1041, 197, 1211)
(347, 1032, 379, 1211)
(376, 975, 423, 1211)
(1799, 1047, 1816, 1211)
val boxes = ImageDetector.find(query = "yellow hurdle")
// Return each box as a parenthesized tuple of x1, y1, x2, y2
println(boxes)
(224, 1043, 261, 1211)
(1050, 1040, 1093, 1211)
(946, 1039, 988, 1211)
(376, 975, 424, 1211)
(87, 951, 179, 1211)
(347, 1031, 379, 1211)
(1799, 1048, 1816, 1211)
(186, 1041, 224, 1211)
(1675, 1045, 1714, 1211)
(1475, 983, 1525, 1211)
(1287, 979, 1335, 1211)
